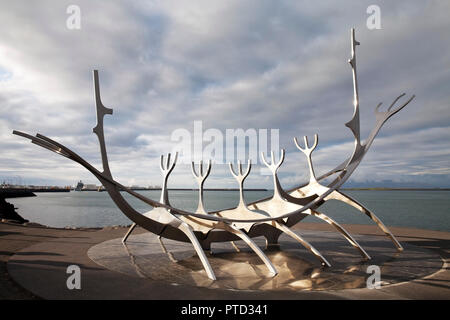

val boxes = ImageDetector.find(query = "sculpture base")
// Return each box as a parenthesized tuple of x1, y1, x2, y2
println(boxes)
(88, 230, 442, 291)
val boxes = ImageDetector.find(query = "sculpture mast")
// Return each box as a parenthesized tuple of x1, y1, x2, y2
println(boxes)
(345, 28, 362, 160)
(92, 70, 114, 179)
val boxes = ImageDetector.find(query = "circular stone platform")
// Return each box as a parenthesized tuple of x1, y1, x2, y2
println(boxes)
(88, 230, 443, 292)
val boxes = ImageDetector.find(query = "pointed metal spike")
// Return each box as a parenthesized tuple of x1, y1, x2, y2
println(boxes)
(303, 136, 309, 149)
(173, 152, 178, 166)
(191, 161, 197, 178)
(160, 155, 165, 171)
(166, 153, 171, 169)
(229, 162, 237, 178)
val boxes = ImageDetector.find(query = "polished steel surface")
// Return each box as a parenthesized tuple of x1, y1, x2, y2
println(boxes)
(13, 28, 415, 281)
(88, 230, 442, 291)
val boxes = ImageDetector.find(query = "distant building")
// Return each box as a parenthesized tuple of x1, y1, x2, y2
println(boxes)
(83, 184, 98, 190)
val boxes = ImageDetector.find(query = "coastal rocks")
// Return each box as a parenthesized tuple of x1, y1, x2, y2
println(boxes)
(0, 198, 29, 224)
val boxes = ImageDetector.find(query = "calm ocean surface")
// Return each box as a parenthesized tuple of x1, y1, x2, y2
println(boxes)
(8, 190, 450, 232)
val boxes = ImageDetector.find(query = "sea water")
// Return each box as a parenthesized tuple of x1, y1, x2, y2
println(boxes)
(8, 190, 450, 232)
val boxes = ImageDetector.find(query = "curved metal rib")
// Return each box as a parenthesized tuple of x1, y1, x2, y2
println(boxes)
(122, 223, 137, 243)
(178, 222, 216, 280)
(310, 209, 370, 259)
(325, 190, 403, 251)
(274, 221, 330, 267)
(225, 224, 278, 276)
(157, 235, 178, 263)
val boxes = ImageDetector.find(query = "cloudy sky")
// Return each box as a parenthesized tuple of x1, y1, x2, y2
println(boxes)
(0, 0, 449, 189)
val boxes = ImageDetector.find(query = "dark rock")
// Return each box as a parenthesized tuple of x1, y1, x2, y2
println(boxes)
(0, 198, 29, 224)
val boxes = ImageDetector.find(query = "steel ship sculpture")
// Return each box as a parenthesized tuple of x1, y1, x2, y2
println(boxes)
(13, 29, 414, 280)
